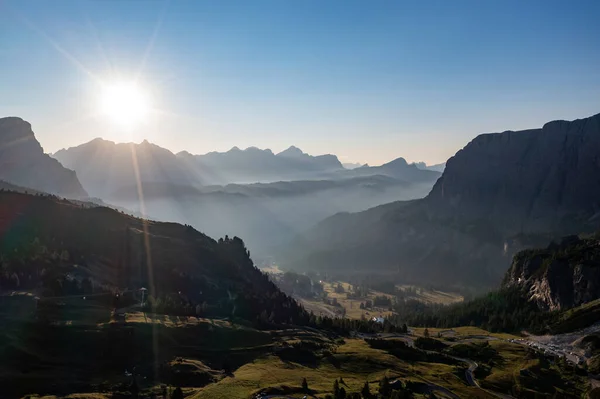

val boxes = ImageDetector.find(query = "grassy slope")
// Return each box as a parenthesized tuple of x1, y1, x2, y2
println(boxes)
(397, 285, 464, 305)
(4, 298, 591, 399)
(0, 295, 274, 398)
(551, 298, 600, 334)
(299, 281, 463, 320)
(194, 338, 487, 399)
(411, 326, 518, 340)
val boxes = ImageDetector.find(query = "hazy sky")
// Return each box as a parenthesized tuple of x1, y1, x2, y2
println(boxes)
(1, 0, 599, 165)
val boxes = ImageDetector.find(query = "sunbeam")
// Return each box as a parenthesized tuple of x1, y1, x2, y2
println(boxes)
(17, 12, 102, 85)
(128, 143, 160, 380)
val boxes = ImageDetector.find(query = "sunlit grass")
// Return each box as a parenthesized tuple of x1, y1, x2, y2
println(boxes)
(299, 281, 464, 321)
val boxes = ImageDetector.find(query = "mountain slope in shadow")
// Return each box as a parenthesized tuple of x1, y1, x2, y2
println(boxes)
(0, 117, 87, 198)
(283, 113, 600, 291)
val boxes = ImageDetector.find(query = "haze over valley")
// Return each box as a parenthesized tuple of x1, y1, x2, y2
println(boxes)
(48, 131, 440, 256)
(2, 1, 600, 398)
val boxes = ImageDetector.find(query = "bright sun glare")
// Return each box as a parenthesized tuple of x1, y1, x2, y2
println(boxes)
(100, 82, 150, 128)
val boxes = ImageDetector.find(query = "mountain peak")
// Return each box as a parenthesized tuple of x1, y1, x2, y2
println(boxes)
(90, 137, 113, 144)
(277, 145, 305, 157)
(382, 157, 408, 168)
(0, 116, 30, 126)
(245, 146, 273, 155)
(0, 117, 88, 198)
(0, 117, 41, 155)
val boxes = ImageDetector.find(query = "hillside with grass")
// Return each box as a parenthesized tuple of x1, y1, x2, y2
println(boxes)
(0, 190, 307, 325)
(272, 272, 463, 322)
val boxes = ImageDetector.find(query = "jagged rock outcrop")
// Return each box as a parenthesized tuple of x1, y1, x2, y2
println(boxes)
(0, 117, 87, 198)
(503, 234, 600, 310)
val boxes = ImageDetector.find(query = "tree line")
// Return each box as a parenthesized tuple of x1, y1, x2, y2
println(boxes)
(390, 286, 558, 334)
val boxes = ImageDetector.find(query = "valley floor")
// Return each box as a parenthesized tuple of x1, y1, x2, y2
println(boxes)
(1, 294, 592, 399)
(292, 280, 463, 321)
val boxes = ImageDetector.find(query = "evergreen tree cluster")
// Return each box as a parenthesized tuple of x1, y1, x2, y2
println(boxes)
(323, 376, 414, 399)
(390, 287, 558, 334)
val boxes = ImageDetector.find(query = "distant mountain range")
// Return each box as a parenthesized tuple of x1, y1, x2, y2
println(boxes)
(342, 162, 364, 169)
(176, 144, 344, 186)
(413, 161, 446, 173)
(344, 161, 446, 172)
(50, 138, 440, 257)
(52, 138, 200, 200)
(4, 112, 600, 295)
(53, 138, 441, 198)
(0, 118, 440, 258)
(0, 117, 87, 198)
(52, 140, 351, 198)
(283, 113, 600, 291)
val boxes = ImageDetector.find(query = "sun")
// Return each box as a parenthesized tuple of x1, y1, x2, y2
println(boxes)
(100, 81, 150, 128)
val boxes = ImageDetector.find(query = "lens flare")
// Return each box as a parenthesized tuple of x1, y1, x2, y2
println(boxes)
(100, 82, 150, 128)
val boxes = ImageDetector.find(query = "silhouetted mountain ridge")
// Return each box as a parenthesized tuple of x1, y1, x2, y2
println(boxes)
(337, 157, 441, 183)
(177, 144, 344, 184)
(0, 190, 306, 324)
(427, 113, 600, 233)
(53, 137, 200, 199)
(284, 113, 600, 290)
(413, 161, 446, 172)
(55, 138, 440, 193)
(0, 117, 88, 198)
(54, 141, 349, 193)
(49, 128, 441, 257)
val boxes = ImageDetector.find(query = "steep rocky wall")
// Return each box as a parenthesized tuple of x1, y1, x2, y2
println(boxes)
(427, 113, 600, 236)
(0, 117, 88, 198)
(504, 235, 600, 310)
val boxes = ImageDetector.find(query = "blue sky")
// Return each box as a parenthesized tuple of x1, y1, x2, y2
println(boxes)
(1, 0, 599, 165)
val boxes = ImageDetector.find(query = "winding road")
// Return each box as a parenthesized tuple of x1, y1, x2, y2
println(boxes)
(359, 332, 516, 399)
(449, 356, 514, 399)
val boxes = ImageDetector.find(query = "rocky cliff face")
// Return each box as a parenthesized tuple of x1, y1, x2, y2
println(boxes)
(0, 117, 88, 198)
(503, 235, 600, 310)
(427, 113, 600, 235)
(286, 112, 600, 290)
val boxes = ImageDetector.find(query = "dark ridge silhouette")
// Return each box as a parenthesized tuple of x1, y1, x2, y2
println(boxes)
(0, 117, 88, 198)
(284, 113, 600, 291)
